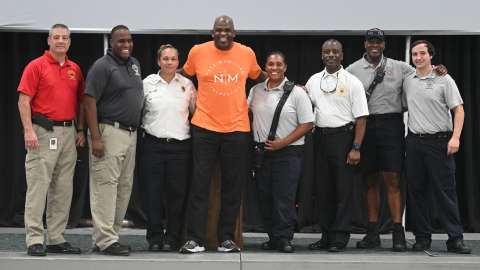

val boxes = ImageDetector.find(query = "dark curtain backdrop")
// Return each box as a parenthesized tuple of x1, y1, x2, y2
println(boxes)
(1, 32, 478, 234)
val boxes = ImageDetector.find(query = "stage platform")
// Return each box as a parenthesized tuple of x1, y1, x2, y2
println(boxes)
(1, 228, 479, 270)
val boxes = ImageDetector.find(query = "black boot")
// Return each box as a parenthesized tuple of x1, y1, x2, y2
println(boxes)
(392, 223, 406, 252)
(356, 222, 380, 249)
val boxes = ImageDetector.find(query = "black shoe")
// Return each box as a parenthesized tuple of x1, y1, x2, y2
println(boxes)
(102, 242, 130, 256)
(357, 222, 380, 249)
(446, 239, 471, 254)
(46, 242, 81, 254)
(412, 239, 431, 251)
(261, 240, 277, 250)
(308, 237, 329, 250)
(148, 243, 162, 252)
(27, 244, 46, 256)
(328, 243, 346, 253)
(277, 239, 294, 253)
(392, 224, 407, 252)
(356, 233, 380, 249)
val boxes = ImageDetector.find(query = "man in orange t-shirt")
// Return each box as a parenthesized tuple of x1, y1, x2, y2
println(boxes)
(179, 15, 266, 253)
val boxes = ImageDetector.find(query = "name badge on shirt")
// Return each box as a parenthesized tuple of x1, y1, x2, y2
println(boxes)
(49, 138, 58, 150)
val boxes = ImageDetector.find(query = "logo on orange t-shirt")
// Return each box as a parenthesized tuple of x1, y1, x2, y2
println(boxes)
(206, 60, 245, 97)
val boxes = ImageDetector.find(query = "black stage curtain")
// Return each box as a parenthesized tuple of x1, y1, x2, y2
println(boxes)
(1, 32, 478, 234)
(0, 32, 104, 226)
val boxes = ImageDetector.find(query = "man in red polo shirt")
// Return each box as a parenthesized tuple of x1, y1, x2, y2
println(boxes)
(17, 23, 85, 256)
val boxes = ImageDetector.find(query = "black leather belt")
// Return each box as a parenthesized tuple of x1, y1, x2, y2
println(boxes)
(145, 132, 186, 143)
(408, 131, 452, 139)
(317, 122, 354, 135)
(53, 120, 74, 126)
(100, 119, 136, 132)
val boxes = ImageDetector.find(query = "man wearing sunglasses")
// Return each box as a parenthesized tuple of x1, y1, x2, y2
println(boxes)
(306, 39, 369, 252)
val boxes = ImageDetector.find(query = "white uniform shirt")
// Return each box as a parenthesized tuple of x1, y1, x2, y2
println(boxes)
(142, 72, 196, 140)
(306, 68, 369, 128)
(248, 78, 314, 145)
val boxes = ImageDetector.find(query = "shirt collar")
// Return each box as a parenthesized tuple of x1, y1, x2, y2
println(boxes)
(264, 77, 288, 91)
(44, 51, 71, 66)
(155, 71, 181, 84)
(361, 54, 385, 69)
(414, 69, 436, 80)
(323, 66, 343, 76)
(107, 49, 131, 65)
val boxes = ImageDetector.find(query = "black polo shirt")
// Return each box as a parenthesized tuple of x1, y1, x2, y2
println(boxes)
(85, 49, 143, 127)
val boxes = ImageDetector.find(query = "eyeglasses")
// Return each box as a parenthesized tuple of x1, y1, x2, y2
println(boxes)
(320, 72, 339, 94)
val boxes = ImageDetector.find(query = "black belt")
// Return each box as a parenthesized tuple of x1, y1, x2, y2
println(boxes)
(408, 131, 452, 139)
(144, 132, 187, 143)
(53, 120, 74, 127)
(100, 119, 136, 132)
(368, 113, 402, 120)
(316, 122, 354, 135)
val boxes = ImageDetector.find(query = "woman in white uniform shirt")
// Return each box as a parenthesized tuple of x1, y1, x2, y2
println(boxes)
(141, 44, 196, 252)
(248, 51, 314, 253)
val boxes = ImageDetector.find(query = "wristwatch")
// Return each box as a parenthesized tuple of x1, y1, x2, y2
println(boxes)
(352, 143, 361, 151)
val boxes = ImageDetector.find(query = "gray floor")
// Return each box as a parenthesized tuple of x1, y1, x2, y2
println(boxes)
(1, 228, 479, 270)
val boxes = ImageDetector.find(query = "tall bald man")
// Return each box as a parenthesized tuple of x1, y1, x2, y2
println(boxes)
(179, 15, 266, 253)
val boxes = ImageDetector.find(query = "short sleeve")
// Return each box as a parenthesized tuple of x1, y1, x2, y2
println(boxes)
(85, 60, 108, 100)
(247, 85, 256, 107)
(186, 78, 197, 113)
(247, 48, 262, 80)
(444, 75, 463, 109)
(293, 87, 314, 124)
(349, 76, 369, 118)
(183, 45, 197, 76)
(17, 61, 40, 97)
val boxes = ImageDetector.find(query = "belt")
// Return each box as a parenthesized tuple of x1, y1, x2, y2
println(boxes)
(144, 132, 186, 143)
(316, 122, 354, 135)
(408, 131, 452, 139)
(52, 120, 74, 127)
(368, 113, 402, 120)
(100, 119, 136, 132)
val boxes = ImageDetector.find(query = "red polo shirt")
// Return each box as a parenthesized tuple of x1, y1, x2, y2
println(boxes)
(17, 51, 84, 121)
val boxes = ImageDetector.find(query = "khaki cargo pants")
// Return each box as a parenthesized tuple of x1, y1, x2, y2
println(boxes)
(24, 124, 77, 247)
(89, 123, 137, 250)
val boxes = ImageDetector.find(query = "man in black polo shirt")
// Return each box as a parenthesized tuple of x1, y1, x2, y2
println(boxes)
(83, 25, 143, 256)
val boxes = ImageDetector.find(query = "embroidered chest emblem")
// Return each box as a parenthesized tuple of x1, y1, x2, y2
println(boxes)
(67, 69, 76, 80)
(131, 64, 140, 76)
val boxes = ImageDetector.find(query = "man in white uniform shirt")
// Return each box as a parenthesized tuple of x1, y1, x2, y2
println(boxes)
(306, 39, 369, 252)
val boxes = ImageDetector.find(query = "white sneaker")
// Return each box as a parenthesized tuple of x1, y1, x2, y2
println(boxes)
(179, 240, 205, 253)
(217, 240, 240, 252)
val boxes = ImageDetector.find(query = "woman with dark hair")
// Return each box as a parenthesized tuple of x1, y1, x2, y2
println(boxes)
(141, 44, 196, 252)
(248, 51, 314, 253)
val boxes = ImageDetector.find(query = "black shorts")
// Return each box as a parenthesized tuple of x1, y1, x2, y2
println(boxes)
(361, 113, 405, 174)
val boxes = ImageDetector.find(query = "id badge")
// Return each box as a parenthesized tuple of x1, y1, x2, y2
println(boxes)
(49, 138, 58, 150)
